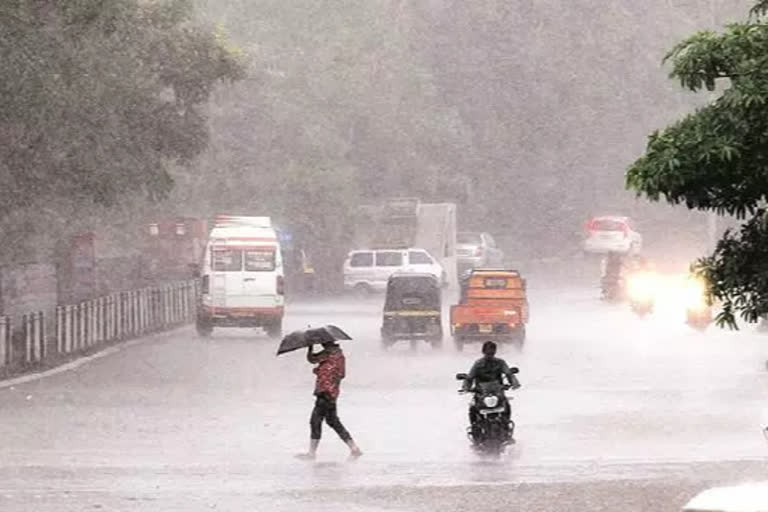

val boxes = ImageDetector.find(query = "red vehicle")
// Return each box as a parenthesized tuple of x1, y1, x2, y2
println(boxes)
(450, 269, 529, 351)
(141, 218, 208, 282)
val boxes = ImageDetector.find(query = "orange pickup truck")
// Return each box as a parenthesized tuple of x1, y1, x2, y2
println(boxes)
(450, 269, 529, 350)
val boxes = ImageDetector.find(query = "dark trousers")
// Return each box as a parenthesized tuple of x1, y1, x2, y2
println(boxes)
(310, 393, 352, 442)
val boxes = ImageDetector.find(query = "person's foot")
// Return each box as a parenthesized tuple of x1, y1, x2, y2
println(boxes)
(349, 446, 363, 459)
(295, 452, 316, 461)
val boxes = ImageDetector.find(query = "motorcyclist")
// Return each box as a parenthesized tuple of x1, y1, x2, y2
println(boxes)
(463, 341, 521, 441)
(601, 252, 625, 300)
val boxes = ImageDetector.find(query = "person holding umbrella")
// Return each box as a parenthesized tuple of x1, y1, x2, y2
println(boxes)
(278, 326, 362, 460)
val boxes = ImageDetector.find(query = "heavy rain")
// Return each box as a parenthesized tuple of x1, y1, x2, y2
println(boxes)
(1, 1, 768, 511)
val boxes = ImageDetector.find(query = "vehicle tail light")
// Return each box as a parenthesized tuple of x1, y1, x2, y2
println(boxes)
(277, 275, 284, 295)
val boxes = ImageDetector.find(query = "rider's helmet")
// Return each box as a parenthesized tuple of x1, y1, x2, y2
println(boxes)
(482, 341, 497, 357)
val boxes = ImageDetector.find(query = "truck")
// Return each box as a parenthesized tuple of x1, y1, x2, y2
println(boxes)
(450, 269, 529, 350)
(353, 198, 458, 288)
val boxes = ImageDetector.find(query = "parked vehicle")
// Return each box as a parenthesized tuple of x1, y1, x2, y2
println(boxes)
(343, 248, 445, 295)
(450, 269, 529, 351)
(682, 482, 768, 512)
(196, 215, 284, 338)
(583, 216, 642, 255)
(456, 368, 519, 455)
(456, 231, 505, 279)
(381, 273, 443, 350)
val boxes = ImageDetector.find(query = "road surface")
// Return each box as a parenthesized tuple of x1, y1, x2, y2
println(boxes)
(1, 280, 767, 511)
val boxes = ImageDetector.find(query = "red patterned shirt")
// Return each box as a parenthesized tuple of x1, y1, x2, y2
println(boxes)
(310, 349, 346, 400)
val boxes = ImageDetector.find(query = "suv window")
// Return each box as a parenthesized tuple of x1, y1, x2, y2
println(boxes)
(350, 252, 373, 267)
(376, 251, 403, 267)
(408, 251, 433, 265)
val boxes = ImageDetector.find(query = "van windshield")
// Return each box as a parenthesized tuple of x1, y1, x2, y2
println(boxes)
(245, 249, 276, 271)
(212, 249, 242, 271)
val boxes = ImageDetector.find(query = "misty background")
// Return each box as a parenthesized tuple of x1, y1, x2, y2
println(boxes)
(2, 0, 748, 281)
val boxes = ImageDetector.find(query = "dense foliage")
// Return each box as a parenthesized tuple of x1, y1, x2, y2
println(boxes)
(627, 1, 768, 326)
(0, 0, 243, 216)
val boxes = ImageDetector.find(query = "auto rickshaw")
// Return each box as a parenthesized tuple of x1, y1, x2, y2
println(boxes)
(450, 269, 529, 350)
(381, 273, 443, 349)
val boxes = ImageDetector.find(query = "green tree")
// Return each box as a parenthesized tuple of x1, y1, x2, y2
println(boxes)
(627, 0, 768, 326)
(0, 0, 244, 218)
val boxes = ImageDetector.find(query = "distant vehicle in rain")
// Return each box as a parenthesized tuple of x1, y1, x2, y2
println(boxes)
(450, 269, 528, 351)
(380, 272, 443, 350)
(456, 231, 505, 279)
(583, 215, 642, 255)
(682, 481, 768, 512)
(196, 215, 285, 338)
(352, 198, 458, 288)
(343, 248, 445, 296)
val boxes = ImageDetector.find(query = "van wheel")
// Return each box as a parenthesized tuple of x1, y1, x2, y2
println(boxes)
(196, 318, 213, 338)
(353, 283, 372, 299)
(266, 320, 283, 339)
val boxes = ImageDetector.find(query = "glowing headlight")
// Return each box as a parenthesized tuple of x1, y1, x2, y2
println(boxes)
(483, 395, 499, 408)
(682, 276, 708, 310)
(627, 272, 657, 301)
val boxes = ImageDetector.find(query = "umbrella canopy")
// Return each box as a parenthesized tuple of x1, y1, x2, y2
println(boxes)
(276, 325, 352, 355)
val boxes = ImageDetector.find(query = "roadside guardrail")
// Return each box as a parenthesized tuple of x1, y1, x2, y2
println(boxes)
(0, 280, 198, 370)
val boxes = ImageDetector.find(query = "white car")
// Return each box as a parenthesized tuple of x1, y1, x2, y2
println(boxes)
(343, 248, 445, 295)
(583, 215, 642, 255)
(682, 481, 768, 512)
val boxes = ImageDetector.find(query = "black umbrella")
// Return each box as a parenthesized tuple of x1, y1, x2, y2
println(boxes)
(276, 325, 352, 356)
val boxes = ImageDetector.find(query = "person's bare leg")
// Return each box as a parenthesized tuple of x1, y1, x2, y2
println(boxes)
(346, 439, 363, 458)
(296, 439, 319, 460)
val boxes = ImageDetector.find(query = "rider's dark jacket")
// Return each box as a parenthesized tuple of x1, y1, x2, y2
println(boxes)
(464, 356, 521, 391)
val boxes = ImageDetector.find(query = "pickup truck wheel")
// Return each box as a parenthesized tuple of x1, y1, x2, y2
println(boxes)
(512, 326, 526, 349)
(265, 320, 283, 339)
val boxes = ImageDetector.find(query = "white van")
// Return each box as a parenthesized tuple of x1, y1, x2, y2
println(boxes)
(197, 215, 284, 338)
(683, 482, 768, 512)
(343, 248, 445, 295)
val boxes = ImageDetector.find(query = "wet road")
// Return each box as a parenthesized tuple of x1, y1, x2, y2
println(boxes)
(1, 282, 768, 511)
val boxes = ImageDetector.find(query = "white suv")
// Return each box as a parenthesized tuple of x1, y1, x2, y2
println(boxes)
(343, 248, 445, 295)
(583, 216, 642, 255)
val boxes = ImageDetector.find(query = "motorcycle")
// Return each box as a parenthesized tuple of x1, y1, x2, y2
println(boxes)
(686, 306, 712, 331)
(683, 276, 712, 331)
(600, 275, 625, 302)
(626, 271, 657, 317)
(456, 369, 519, 455)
